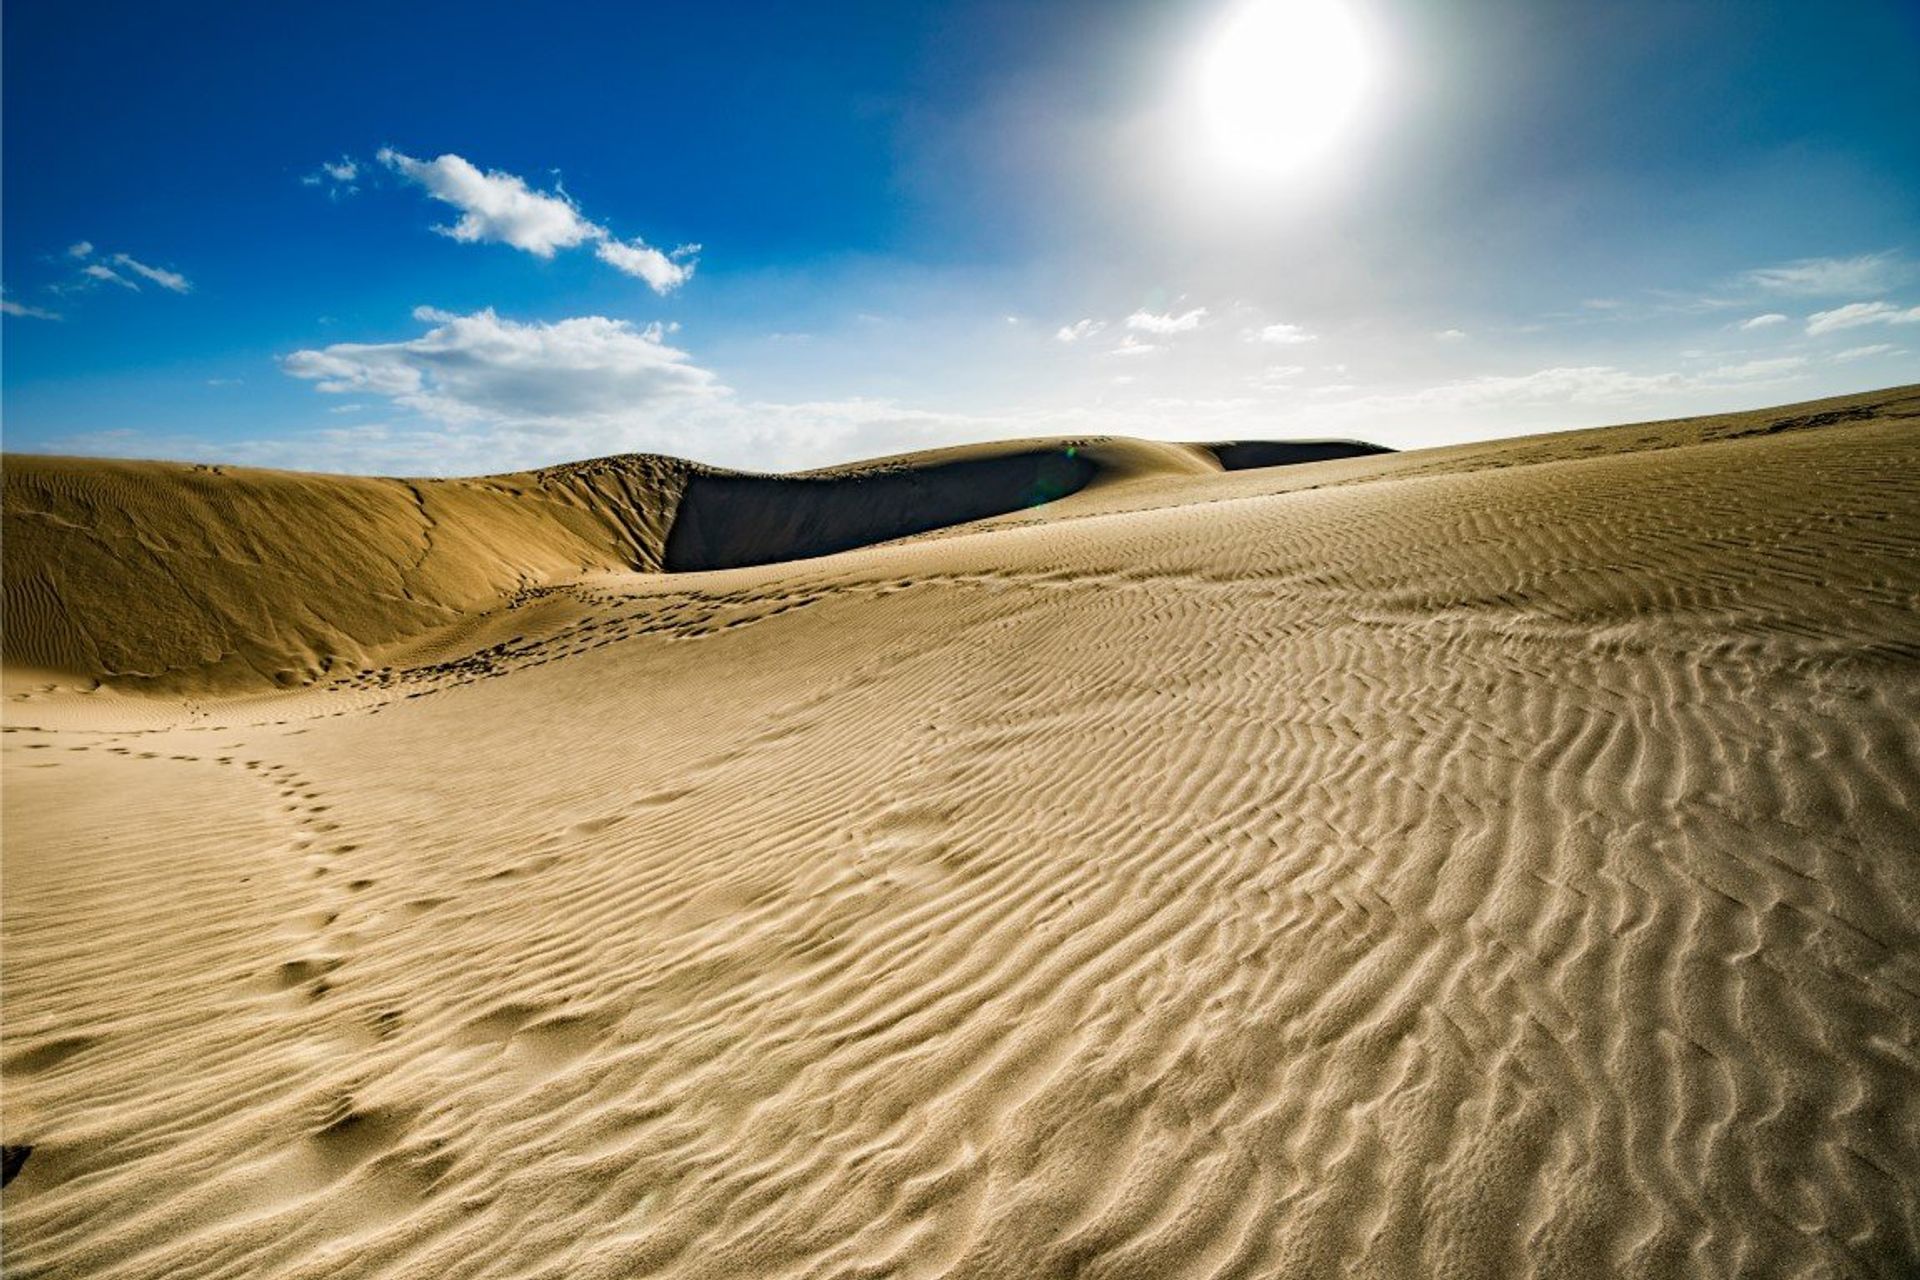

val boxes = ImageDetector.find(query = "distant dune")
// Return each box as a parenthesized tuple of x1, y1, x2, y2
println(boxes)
(3, 388, 1917, 1278)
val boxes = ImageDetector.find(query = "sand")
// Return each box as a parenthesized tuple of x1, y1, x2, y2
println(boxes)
(3, 387, 1917, 1277)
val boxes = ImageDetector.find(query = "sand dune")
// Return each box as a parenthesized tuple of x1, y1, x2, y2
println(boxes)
(1, 438, 1386, 692)
(3, 387, 1918, 1278)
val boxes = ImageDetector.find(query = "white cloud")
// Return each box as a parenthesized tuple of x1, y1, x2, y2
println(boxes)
(1109, 334, 1162, 357)
(1054, 318, 1106, 343)
(594, 237, 698, 293)
(1745, 253, 1902, 297)
(378, 149, 698, 294)
(303, 156, 361, 198)
(1832, 343, 1900, 362)
(112, 253, 191, 293)
(1738, 313, 1788, 330)
(282, 307, 725, 444)
(1434, 328, 1468, 341)
(67, 241, 93, 259)
(1245, 322, 1317, 345)
(2, 294, 60, 320)
(1805, 300, 1920, 335)
(378, 149, 600, 257)
(1126, 307, 1208, 335)
(82, 262, 139, 290)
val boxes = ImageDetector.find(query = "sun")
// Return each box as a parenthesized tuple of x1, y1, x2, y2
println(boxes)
(1191, 0, 1377, 179)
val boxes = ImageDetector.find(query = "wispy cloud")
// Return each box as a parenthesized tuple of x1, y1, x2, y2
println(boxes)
(378, 149, 698, 294)
(1832, 343, 1901, 362)
(1738, 313, 1788, 330)
(1054, 318, 1106, 343)
(81, 262, 140, 290)
(1805, 300, 1920, 335)
(1744, 252, 1903, 297)
(1329, 358, 1809, 418)
(112, 253, 191, 293)
(1, 292, 61, 320)
(1249, 363, 1307, 389)
(53, 241, 192, 298)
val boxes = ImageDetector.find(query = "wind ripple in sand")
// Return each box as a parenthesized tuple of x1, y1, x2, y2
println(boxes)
(3, 392, 1918, 1278)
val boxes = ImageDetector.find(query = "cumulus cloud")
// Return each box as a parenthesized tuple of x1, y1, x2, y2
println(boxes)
(67, 241, 94, 259)
(594, 237, 699, 292)
(1739, 313, 1788, 330)
(1805, 300, 1920, 335)
(112, 253, 191, 293)
(378, 148, 698, 294)
(1744, 253, 1902, 297)
(282, 307, 724, 445)
(1126, 307, 1207, 335)
(378, 149, 599, 257)
(1245, 322, 1317, 345)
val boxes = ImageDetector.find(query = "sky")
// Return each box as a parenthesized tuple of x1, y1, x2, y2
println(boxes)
(4, 0, 1918, 474)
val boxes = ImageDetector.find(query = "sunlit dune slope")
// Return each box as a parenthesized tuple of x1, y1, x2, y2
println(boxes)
(3, 386, 1918, 1279)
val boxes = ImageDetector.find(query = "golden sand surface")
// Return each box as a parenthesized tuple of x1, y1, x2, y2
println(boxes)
(3, 387, 1917, 1278)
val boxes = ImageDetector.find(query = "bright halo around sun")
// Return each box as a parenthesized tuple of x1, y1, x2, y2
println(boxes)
(1192, 0, 1377, 180)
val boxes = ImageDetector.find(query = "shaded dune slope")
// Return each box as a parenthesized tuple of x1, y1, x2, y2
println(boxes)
(662, 446, 1100, 572)
(1, 437, 1385, 691)
(1208, 438, 1393, 470)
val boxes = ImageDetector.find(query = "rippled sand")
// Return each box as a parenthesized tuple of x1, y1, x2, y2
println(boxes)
(4, 388, 1917, 1278)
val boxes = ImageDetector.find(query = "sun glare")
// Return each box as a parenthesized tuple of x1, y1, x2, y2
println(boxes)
(1192, 0, 1376, 179)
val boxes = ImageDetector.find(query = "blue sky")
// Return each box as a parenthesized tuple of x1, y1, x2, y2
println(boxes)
(4, 0, 1918, 473)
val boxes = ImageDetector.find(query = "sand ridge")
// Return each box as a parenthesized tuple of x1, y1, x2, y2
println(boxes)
(3, 386, 1919, 1277)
